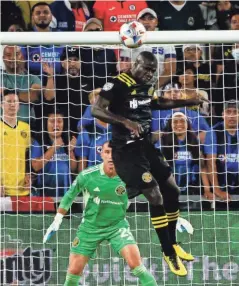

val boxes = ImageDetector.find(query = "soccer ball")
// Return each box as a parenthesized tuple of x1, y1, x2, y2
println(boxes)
(119, 21, 146, 49)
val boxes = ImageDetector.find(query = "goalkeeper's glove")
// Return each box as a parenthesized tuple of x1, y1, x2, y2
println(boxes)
(176, 217, 194, 235)
(43, 213, 63, 243)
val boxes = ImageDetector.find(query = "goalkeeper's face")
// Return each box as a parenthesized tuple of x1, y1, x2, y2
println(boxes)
(101, 142, 115, 170)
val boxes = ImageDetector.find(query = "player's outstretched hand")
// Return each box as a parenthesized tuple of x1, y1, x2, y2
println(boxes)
(43, 213, 64, 243)
(123, 119, 144, 137)
(176, 217, 194, 235)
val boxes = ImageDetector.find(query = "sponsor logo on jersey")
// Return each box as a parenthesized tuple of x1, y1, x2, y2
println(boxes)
(72, 237, 80, 247)
(103, 82, 114, 91)
(115, 185, 126, 196)
(110, 16, 117, 22)
(94, 187, 101, 192)
(188, 17, 195, 26)
(129, 98, 151, 109)
(142, 172, 153, 183)
(21, 131, 27, 138)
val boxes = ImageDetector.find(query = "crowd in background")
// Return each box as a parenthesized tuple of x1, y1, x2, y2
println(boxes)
(0, 0, 239, 203)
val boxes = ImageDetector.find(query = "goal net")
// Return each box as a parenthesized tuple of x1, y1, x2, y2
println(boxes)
(0, 31, 239, 286)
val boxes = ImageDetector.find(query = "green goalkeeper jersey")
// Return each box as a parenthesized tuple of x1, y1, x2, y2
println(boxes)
(59, 163, 128, 228)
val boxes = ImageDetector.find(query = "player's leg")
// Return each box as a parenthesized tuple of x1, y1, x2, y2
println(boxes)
(121, 244, 158, 286)
(64, 253, 89, 286)
(64, 227, 102, 285)
(109, 221, 157, 286)
(160, 175, 194, 261)
(112, 143, 186, 276)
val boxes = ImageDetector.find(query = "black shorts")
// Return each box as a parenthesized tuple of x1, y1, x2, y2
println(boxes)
(112, 139, 172, 199)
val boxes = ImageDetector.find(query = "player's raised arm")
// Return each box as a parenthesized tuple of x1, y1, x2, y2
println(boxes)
(151, 96, 209, 110)
(43, 174, 85, 243)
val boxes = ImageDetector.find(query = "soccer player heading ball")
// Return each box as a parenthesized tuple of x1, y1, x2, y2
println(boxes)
(44, 142, 158, 286)
(92, 51, 207, 276)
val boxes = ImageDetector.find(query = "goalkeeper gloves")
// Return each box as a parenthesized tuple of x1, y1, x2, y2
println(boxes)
(43, 213, 63, 243)
(176, 217, 194, 235)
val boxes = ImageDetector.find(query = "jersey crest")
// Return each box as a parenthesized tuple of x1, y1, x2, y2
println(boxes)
(115, 185, 126, 196)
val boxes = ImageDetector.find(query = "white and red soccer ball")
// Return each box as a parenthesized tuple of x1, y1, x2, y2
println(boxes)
(119, 21, 146, 49)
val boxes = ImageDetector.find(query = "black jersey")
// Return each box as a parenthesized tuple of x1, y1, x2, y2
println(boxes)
(100, 72, 156, 147)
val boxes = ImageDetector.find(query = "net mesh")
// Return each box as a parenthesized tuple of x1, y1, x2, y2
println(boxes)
(0, 42, 239, 286)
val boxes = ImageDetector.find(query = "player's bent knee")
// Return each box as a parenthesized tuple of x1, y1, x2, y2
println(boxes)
(142, 185, 163, 206)
(121, 244, 142, 269)
(165, 175, 180, 198)
(68, 254, 89, 276)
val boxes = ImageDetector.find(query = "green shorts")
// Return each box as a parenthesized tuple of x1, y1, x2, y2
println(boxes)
(70, 219, 136, 258)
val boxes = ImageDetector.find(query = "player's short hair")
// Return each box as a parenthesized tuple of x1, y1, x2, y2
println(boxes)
(1, 89, 19, 102)
(137, 51, 157, 64)
(31, 2, 51, 13)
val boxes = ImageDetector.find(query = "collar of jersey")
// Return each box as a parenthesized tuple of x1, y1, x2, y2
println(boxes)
(99, 163, 105, 175)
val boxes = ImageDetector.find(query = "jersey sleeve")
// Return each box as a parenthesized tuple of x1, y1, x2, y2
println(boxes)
(202, 129, 217, 155)
(59, 173, 86, 211)
(30, 140, 43, 159)
(75, 131, 90, 159)
(99, 78, 126, 102)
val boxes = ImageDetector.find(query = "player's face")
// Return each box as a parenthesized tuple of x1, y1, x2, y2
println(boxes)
(3, 46, 22, 72)
(32, 5, 52, 29)
(132, 61, 157, 84)
(101, 143, 114, 168)
(223, 107, 239, 129)
(62, 56, 81, 76)
(47, 114, 64, 138)
(1, 94, 20, 117)
(231, 15, 239, 30)
(138, 14, 158, 31)
(184, 47, 202, 62)
(172, 115, 188, 135)
(179, 69, 195, 87)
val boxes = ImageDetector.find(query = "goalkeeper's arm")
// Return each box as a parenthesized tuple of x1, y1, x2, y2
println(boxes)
(43, 175, 84, 243)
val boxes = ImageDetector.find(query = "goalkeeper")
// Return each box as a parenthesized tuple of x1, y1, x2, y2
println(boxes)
(43, 141, 158, 286)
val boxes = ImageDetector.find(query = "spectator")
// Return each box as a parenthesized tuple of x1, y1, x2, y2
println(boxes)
(1, 1, 25, 31)
(46, 46, 90, 135)
(216, 1, 234, 30)
(21, 3, 64, 76)
(178, 67, 209, 115)
(15, 0, 54, 30)
(161, 112, 210, 195)
(151, 82, 210, 144)
(7, 23, 24, 32)
(50, 0, 93, 31)
(180, 44, 214, 94)
(119, 8, 177, 88)
(81, 18, 117, 89)
(0, 89, 31, 197)
(213, 101, 239, 195)
(93, 0, 147, 31)
(1, 45, 44, 124)
(214, 10, 239, 83)
(149, 1, 204, 31)
(215, 43, 239, 115)
(199, 2, 217, 30)
(75, 88, 111, 171)
(31, 109, 77, 198)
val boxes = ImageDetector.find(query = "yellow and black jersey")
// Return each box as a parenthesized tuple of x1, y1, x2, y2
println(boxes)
(100, 72, 156, 147)
(0, 120, 31, 196)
